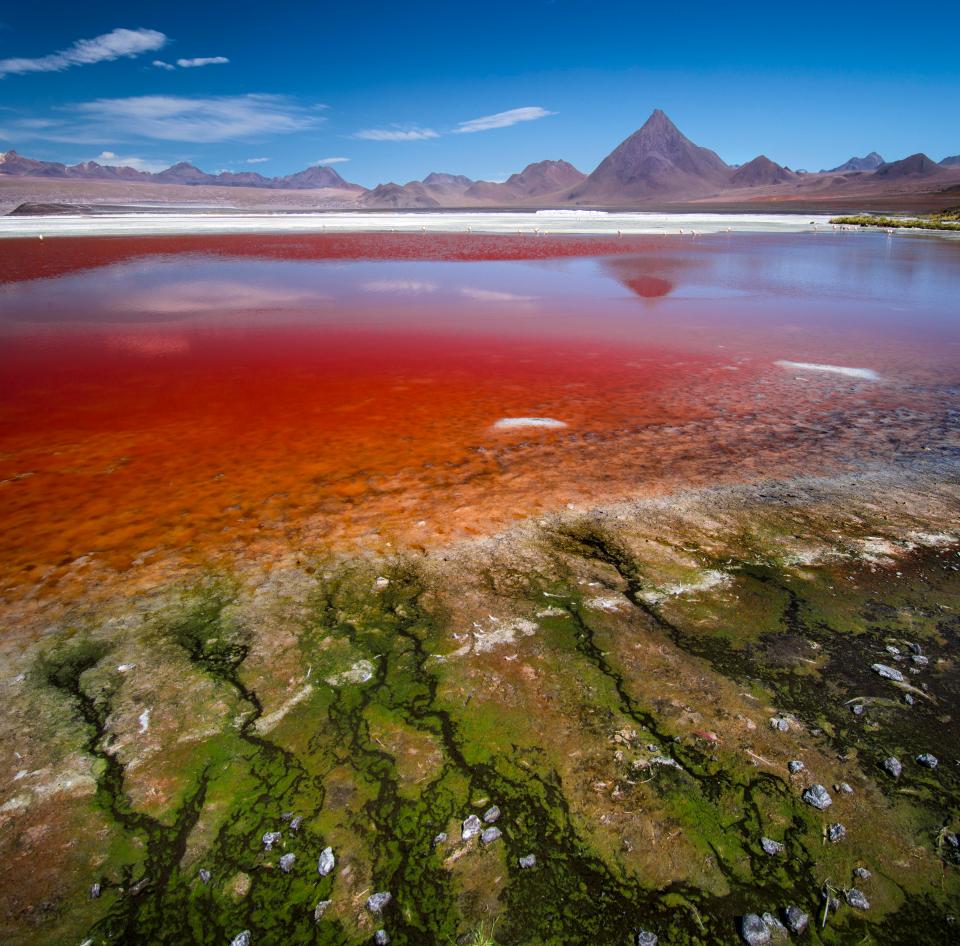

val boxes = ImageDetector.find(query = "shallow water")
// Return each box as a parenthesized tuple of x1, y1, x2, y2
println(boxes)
(1, 230, 959, 596)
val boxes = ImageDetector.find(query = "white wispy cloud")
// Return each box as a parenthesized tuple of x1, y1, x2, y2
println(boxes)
(245, 156, 270, 164)
(454, 107, 555, 134)
(353, 126, 439, 142)
(67, 94, 322, 143)
(152, 60, 176, 71)
(89, 150, 170, 172)
(0, 28, 167, 78)
(316, 156, 349, 164)
(176, 56, 229, 68)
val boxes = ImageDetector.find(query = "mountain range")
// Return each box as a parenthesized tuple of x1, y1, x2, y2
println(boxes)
(3, 110, 959, 211)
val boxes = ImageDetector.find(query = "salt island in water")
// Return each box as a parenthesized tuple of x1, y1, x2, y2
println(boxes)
(1, 218, 959, 946)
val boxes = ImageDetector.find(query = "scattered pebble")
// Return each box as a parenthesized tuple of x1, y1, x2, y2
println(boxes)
(872, 663, 905, 683)
(636, 932, 658, 946)
(262, 831, 281, 851)
(883, 757, 902, 778)
(770, 716, 790, 732)
(462, 814, 482, 841)
(483, 805, 501, 824)
(784, 906, 808, 934)
(279, 853, 296, 874)
(433, 832, 447, 846)
(760, 837, 784, 856)
(366, 892, 392, 914)
(851, 704, 865, 716)
(904, 693, 915, 706)
(230, 933, 251, 946)
(374, 931, 390, 945)
(802, 784, 832, 810)
(839, 782, 853, 794)
(827, 823, 847, 843)
(917, 753, 939, 769)
(89, 883, 101, 900)
(481, 827, 502, 845)
(314, 900, 331, 922)
(519, 854, 537, 869)
(912, 654, 929, 666)
(198, 868, 211, 884)
(289, 815, 303, 832)
(318, 846, 335, 876)
(846, 888, 871, 910)
(854, 866, 872, 879)
(788, 760, 804, 774)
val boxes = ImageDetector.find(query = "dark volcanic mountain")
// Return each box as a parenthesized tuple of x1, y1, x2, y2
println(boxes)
(873, 153, 943, 179)
(274, 165, 363, 191)
(941, 155, 960, 167)
(827, 152, 885, 173)
(422, 172, 473, 188)
(729, 155, 796, 187)
(154, 162, 216, 185)
(567, 109, 730, 202)
(357, 182, 440, 209)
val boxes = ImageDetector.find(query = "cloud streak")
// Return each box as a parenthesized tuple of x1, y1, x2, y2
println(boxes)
(316, 156, 349, 164)
(353, 126, 439, 141)
(0, 28, 167, 78)
(89, 150, 171, 173)
(454, 107, 555, 134)
(353, 107, 554, 141)
(177, 56, 229, 68)
(66, 94, 322, 143)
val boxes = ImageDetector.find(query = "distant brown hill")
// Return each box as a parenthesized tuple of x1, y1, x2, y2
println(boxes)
(730, 155, 796, 187)
(873, 153, 943, 179)
(825, 152, 885, 173)
(0, 150, 364, 192)
(567, 109, 730, 202)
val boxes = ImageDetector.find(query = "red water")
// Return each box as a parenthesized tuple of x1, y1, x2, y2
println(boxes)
(1, 231, 958, 602)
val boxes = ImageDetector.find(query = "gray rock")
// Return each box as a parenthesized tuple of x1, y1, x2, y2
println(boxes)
(198, 868, 211, 884)
(917, 753, 939, 769)
(827, 823, 847, 843)
(912, 654, 929, 666)
(366, 891, 392, 914)
(872, 663, 905, 683)
(944, 831, 959, 849)
(740, 913, 770, 945)
(433, 832, 447, 846)
(854, 866, 872, 879)
(279, 853, 296, 874)
(636, 932, 658, 946)
(883, 757, 902, 778)
(761, 913, 788, 940)
(230, 933, 251, 946)
(846, 888, 871, 910)
(314, 900, 332, 922)
(89, 883, 101, 900)
(904, 693, 915, 706)
(784, 905, 808, 934)
(802, 784, 832, 810)
(788, 760, 804, 774)
(262, 831, 281, 851)
(519, 854, 537, 869)
(907, 641, 922, 656)
(462, 814, 483, 841)
(770, 716, 790, 732)
(280, 811, 294, 821)
(760, 837, 784, 856)
(318, 846, 335, 876)
(289, 815, 303, 832)
(483, 805, 501, 824)
(839, 782, 854, 794)
(374, 931, 390, 946)
(886, 645, 901, 656)
(851, 703, 865, 716)
(481, 827, 502, 845)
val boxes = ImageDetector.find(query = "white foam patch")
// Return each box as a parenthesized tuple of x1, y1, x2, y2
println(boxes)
(492, 417, 567, 430)
(460, 288, 535, 303)
(642, 569, 730, 605)
(775, 360, 879, 381)
(326, 659, 374, 686)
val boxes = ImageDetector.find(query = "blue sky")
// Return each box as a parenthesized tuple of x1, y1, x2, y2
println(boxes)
(1, 1, 957, 186)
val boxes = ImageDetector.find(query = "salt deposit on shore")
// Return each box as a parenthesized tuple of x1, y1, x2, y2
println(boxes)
(0, 210, 837, 239)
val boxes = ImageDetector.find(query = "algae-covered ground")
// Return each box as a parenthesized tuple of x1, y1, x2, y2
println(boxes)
(2, 467, 959, 945)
